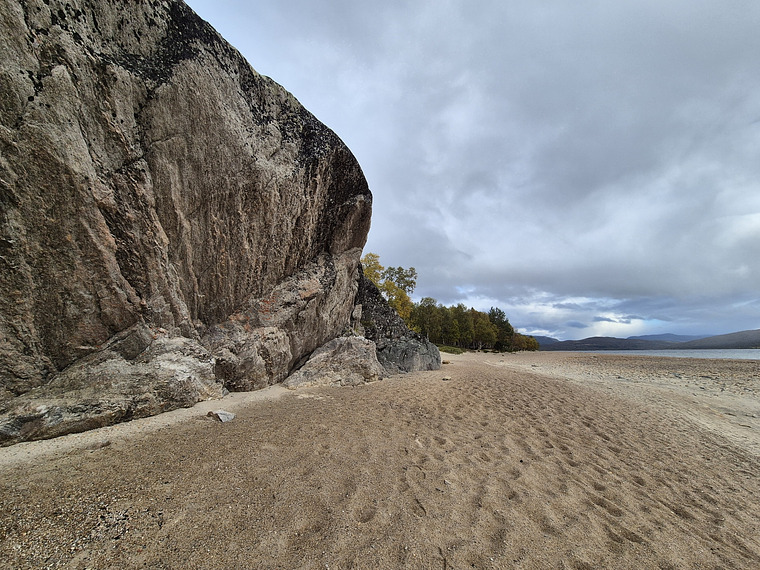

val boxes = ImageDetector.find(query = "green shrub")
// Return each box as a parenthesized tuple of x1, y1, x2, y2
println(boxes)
(437, 345, 464, 354)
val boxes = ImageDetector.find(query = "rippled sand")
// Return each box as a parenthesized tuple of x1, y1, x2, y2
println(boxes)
(1, 351, 759, 568)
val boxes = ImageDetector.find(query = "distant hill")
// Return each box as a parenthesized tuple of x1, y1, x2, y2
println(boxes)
(534, 336, 560, 346)
(540, 329, 760, 351)
(676, 329, 760, 349)
(540, 337, 672, 351)
(627, 333, 706, 343)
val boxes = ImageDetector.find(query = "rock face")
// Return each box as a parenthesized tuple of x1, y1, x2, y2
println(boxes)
(1, 326, 223, 443)
(283, 336, 384, 389)
(0, 0, 372, 444)
(354, 269, 441, 375)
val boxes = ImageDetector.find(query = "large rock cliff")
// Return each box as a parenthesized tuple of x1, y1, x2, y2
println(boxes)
(0, 0, 373, 444)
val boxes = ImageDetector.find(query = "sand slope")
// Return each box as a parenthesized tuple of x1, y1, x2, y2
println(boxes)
(1, 352, 759, 569)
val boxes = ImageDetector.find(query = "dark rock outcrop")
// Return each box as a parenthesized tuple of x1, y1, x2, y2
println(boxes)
(354, 268, 441, 375)
(0, 0, 372, 444)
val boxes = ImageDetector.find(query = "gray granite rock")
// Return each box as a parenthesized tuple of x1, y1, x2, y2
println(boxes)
(0, 0, 371, 444)
(0, 327, 225, 445)
(284, 336, 384, 388)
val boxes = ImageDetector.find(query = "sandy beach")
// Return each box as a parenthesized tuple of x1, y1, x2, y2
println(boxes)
(1, 351, 759, 569)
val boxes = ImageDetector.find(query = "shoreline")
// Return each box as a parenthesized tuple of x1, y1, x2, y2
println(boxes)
(538, 348, 760, 360)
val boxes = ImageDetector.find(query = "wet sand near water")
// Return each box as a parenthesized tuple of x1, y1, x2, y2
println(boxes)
(1, 351, 759, 569)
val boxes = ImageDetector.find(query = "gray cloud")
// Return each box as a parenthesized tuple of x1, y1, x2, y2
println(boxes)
(188, 0, 760, 339)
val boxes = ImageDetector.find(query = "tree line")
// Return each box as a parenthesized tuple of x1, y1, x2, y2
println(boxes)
(361, 253, 539, 352)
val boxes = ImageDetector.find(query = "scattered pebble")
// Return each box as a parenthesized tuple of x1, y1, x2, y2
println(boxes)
(84, 440, 111, 451)
(207, 410, 236, 422)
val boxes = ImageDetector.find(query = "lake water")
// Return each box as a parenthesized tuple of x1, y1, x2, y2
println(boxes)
(577, 349, 760, 361)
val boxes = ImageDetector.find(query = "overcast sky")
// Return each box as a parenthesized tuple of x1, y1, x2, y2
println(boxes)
(186, 0, 760, 340)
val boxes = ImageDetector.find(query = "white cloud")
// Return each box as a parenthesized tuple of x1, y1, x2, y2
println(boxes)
(187, 0, 760, 339)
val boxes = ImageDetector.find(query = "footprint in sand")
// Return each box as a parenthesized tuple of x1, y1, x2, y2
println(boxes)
(539, 517, 562, 537)
(411, 497, 427, 517)
(398, 464, 429, 518)
(589, 494, 624, 517)
(405, 464, 427, 483)
(354, 504, 377, 524)
(604, 524, 645, 544)
(618, 526, 645, 544)
(661, 500, 695, 521)
(596, 431, 611, 442)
